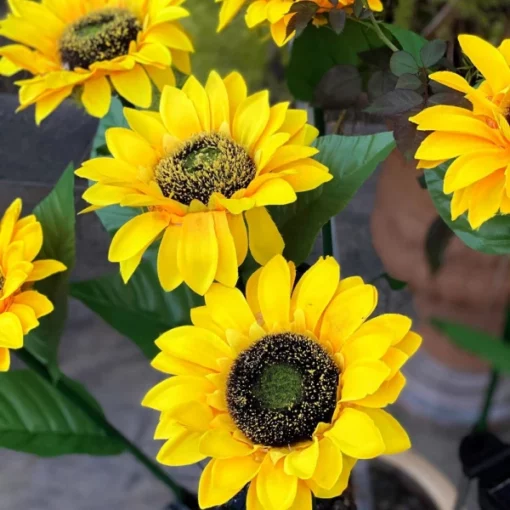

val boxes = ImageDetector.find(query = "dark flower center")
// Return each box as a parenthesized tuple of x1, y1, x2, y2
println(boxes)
(59, 8, 141, 70)
(226, 333, 340, 447)
(0, 271, 4, 293)
(154, 132, 256, 206)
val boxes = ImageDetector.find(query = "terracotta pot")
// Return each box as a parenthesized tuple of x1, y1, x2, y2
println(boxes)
(371, 148, 510, 372)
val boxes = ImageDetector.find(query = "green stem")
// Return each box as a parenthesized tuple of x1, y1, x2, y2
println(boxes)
(361, 1, 399, 52)
(475, 371, 500, 432)
(313, 108, 334, 258)
(15, 348, 198, 509)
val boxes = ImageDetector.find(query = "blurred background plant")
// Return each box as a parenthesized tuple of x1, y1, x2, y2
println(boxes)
(387, 0, 510, 42)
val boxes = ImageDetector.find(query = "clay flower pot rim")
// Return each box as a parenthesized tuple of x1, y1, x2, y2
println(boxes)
(382, 450, 458, 510)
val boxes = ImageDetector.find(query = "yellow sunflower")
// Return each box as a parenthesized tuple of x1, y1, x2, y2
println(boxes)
(0, 0, 193, 124)
(77, 71, 331, 295)
(219, 0, 383, 47)
(411, 34, 510, 229)
(0, 199, 67, 371)
(143, 254, 421, 510)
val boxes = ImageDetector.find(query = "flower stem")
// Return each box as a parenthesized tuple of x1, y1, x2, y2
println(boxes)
(361, 1, 399, 52)
(15, 348, 199, 509)
(313, 108, 335, 258)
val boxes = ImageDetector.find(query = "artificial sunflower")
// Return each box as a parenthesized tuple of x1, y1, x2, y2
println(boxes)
(143, 254, 421, 510)
(411, 34, 510, 229)
(219, 0, 383, 47)
(0, 199, 67, 371)
(77, 71, 331, 295)
(0, 0, 193, 124)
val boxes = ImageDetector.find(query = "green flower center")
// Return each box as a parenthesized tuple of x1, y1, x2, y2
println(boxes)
(59, 8, 141, 70)
(154, 132, 256, 206)
(226, 333, 340, 448)
(254, 364, 303, 409)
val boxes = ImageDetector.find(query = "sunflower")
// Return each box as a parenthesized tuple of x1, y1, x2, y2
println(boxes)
(219, 0, 383, 47)
(77, 71, 331, 295)
(411, 34, 510, 229)
(0, 0, 193, 124)
(0, 199, 67, 371)
(143, 254, 421, 510)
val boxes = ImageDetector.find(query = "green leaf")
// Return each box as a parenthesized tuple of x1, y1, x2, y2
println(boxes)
(425, 216, 454, 274)
(95, 204, 139, 237)
(365, 89, 423, 115)
(431, 319, 510, 373)
(382, 24, 427, 63)
(395, 73, 422, 90)
(0, 370, 124, 456)
(390, 51, 419, 77)
(70, 261, 203, 359)
(25, 165, 76, 380)
(287, 20, 382, 101)
(425, 164, 510, 254)
(420, 39, 447, 68)
(271, 133, 396, 264)
(384, 274, 407, 290)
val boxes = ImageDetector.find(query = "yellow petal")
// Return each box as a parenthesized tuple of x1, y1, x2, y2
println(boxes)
(190, 306, 226, 339)
(341, 360, 391, 402)
(307, 456, 356, 499)
(451, 187, 471, 220)
(395, 331, 422, 357)
(467, 169, 505, 229)
(233, 91, 270, 151)
(356, 372, 406, 408)
(363, 408, 411, 454)
(291, 256, 339, 333)
(146, 24, 194, 52)
(253, 178, 297, 207)
(213, 211, 238, 288)
(13, 290, 53, 318)
(105, 127, 159, 168)
(199, 428, 254, 458)
(224, 71, 247, 122)
(341, 333, 393, 366)
(352, 313, 412, 346)
(177, 212, 219, 295)
(321, 284, 378, 351)
(0, 348, 10, 371)
(458, 34, 510, 93)
(312, 438, 343, 490)
(151, 351, 211, 377)
(157, 224, 184, 292)
(0, 198, 22, 252)
(325, 408, 385, 459)
(258, 254, 291, 330)
(9, 303, 38, 334)
(443, 149, 508, 194)
(246, 1, 269, 27)
(35, 86, 73, 125)
(199, 456, 260, 508)
(182, 75, 210, 131)
(381, 347, 409, 380)
(123, 107, 167, 150)
(109, 211, 169, 262)
(245, 207, 284, 265)
(205, 283, 255, 334)
(218, 0, 247, 31)
(156, 424, 206, 466)
(110, 65, 152, 108)
(0, 312, 23, 348)
(26, 259, 66, 282)
(160, 85, 202, 139)
(82, 75, 111, 118)
(13, 221, 42, 261)
(288, 482, 312, 510)
(142, 375, 213, 411)
(415, 132, 494, 161)
(284, 439, 319, 479)
(227, 213, 248, 265)
(145, 65, 176, 90)
(257, 458, 298, 510)
(155, 325, 232, 370)
(206, 71, 230, 132)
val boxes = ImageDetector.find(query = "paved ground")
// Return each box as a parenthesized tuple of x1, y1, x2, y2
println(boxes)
(0, 94, 509, 510)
